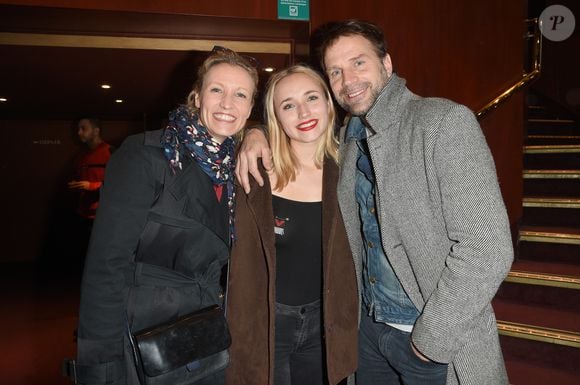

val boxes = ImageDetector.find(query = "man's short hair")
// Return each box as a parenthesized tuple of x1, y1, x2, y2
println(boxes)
(311, 19, 388, 72)
(78, 116, 101, 131)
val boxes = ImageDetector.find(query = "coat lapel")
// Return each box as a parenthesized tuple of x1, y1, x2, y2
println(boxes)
(244, 168, 276, 270)
(144, 128, 229, 244)
(168, 155, 229, 245)
(364, 77, 425, 308)
(337, 127, 363, 258)
(322, 160, 339, 284)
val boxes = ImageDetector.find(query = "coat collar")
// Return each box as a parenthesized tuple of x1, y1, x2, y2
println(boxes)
(365, 73, 408, 135)
(144, 128, 164, 148)
(145, 128, 229, 244)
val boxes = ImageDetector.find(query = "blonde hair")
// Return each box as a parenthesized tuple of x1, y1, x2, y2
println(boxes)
(185, 48, 259, 113)
(264, 64, 338, 191)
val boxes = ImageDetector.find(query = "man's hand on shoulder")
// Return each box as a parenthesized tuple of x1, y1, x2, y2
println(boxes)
(236, 127, 272, 194)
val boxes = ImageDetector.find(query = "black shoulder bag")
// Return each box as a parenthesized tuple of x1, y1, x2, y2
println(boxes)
(126, 262, 232, 385)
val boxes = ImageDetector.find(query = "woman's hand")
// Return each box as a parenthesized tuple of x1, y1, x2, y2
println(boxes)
(235, 127, 272, 193)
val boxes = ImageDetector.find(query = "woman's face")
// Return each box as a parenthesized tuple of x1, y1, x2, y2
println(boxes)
(273, 72, 329, 146)
(195, 63, 255, 143)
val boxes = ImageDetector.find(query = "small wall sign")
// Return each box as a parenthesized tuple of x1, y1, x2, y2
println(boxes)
(278, 0, 309, 21)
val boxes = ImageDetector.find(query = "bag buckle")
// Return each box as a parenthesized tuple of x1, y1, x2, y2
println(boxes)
(61, 358, 77, 383)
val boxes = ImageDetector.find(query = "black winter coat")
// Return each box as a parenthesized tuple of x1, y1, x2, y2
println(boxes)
(76, 129, 230, 384)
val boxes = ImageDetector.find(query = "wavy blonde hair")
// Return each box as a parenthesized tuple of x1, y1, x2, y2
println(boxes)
(185, 48, 259, 113)
(264, 64, 338, 191)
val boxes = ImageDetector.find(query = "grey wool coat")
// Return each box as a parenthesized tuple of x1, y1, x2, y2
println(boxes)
(337, 74, 513, 385)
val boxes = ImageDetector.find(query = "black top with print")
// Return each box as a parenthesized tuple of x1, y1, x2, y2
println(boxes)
(273, 195, 322, 306)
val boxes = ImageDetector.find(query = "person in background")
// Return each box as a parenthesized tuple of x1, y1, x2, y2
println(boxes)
(226, 64, 358, 385)
(236, 19, 513, 385)
(68, 116, 112, 222)
(74, 47, 258, 385)
(66, 116, 113, 271)
(67, 116, 113, 237)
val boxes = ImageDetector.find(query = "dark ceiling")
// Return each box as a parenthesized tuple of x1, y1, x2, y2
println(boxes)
(0, 44, 290, 122)
(0, 4, 310, 124)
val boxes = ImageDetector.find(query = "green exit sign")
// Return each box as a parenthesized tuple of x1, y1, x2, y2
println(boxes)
(278, 0, 309, 21)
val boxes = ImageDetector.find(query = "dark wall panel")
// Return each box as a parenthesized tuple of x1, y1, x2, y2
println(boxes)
(310, 0, 526, 226)
(532, 0, 580, 117)
(0, 119, 142, 263)
(0, 0, 278, 19)
(309, 1, 524, 101)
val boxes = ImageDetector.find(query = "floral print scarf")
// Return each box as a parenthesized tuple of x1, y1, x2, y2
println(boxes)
(162, 105, 236, 243)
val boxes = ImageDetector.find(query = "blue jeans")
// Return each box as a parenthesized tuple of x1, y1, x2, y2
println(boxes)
(274, 300, 327, 385)
(358, 311, 448, 385)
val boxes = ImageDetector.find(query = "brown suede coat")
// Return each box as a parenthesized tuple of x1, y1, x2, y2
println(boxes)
(226, 160, 358, 385)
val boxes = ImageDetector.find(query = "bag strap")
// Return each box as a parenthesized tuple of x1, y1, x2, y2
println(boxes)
(126, 318, 147, 384)
(223, 260, 231, 318)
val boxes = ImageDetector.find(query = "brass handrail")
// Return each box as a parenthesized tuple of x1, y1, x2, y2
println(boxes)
(476, 19, 542, 120)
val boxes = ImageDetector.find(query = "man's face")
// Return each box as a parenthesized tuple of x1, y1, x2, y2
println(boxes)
(324, 34, 392, 116)
(77, 119, 99, 144)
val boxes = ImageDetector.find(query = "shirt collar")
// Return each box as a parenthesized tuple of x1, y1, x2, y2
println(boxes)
(346, 116, 367, 140)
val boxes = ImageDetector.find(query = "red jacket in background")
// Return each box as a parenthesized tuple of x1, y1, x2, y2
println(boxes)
(73, 142, 112, 219)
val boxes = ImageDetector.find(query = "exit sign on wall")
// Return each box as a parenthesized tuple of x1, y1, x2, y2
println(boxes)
(278, 0, 309, 21)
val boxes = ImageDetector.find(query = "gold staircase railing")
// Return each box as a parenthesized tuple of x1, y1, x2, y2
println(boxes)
(476, 18, 542, 120)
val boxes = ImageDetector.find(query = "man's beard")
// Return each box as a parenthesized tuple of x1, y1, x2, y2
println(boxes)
(338, 67, 390, 116)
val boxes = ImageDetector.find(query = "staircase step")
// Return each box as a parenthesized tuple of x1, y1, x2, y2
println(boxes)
(505, 270, 580, 289)
(523, 177, 580, 196)
(514, 258, 580, 274)
(522, 197, 580, 227)
(527, 135, 580, 139)
(526, 135, 580, 146)
(501, 337, 580, 385)
(527, 119, 578, 136)
(516, 243, 579, 267)
(495, 299, 580, 335)
(523, 170, 580, 179)
(496, 271, 580, 329)
(519, 227, 580, 245)
(497, 270, 580, 310)
(522, 170, 580, 196)
(523, 197, 580, 208)
(528, 118, 575, 124)
(511, 260, 580, 276)
(524, 151, 580, 169)
(527, 105, 546, 109)
(524, 145, 580, 154)
(497, 320, 580, 347)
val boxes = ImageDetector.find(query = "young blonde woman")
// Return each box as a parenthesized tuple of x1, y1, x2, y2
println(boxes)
(226, 65, 358, 385)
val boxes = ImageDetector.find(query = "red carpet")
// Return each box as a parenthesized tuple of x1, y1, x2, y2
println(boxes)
(0, 264, 79, 385)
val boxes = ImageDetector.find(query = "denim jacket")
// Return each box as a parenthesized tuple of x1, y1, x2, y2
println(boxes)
(348, 117, 419, 326)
